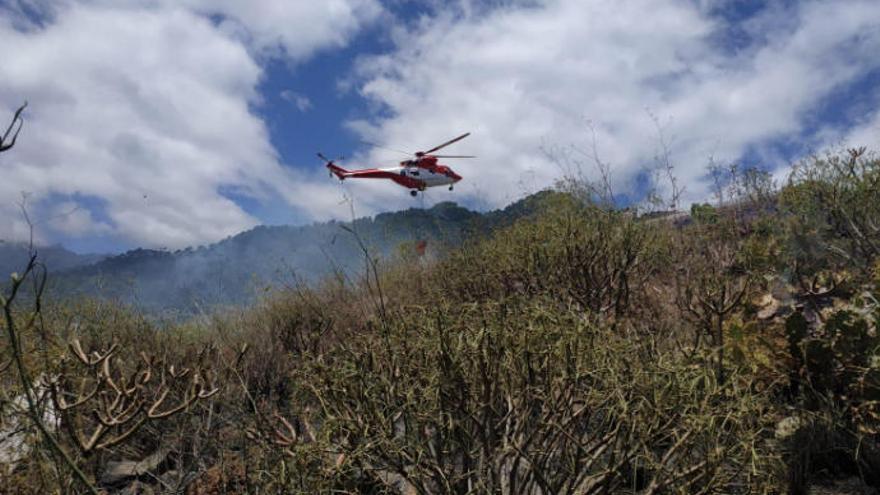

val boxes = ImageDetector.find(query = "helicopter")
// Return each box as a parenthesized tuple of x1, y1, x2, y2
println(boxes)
(320, 133, 474, 197)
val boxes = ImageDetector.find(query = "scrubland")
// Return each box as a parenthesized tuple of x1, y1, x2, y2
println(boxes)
(2, 147, 879, 494)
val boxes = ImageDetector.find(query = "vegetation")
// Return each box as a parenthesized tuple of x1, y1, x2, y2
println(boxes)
(2, 145, 880, 493)
(32, 199, 537, 315)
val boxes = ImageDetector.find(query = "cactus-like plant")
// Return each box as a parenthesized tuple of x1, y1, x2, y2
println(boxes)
(50, 339, 219, 455)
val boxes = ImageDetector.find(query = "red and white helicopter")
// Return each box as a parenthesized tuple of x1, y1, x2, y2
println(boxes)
(320, 133, 474, 197)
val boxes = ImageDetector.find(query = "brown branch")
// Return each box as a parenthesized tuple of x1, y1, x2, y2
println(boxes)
(50, 339, 220, 455)
(0, 101, 27, 152)
(70, 339, 117, 367)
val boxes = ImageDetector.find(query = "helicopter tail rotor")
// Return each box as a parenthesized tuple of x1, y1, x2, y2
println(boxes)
(319, 152, 350, 180)
(327, 163, 350, 180)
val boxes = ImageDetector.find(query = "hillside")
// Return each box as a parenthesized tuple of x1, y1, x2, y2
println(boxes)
(0, 242, 105, 278)
(2, 149, 879, 494)
(37, 193, 558, 314)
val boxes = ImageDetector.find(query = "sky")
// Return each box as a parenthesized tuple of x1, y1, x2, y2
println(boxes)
(0, 0, 879, 253)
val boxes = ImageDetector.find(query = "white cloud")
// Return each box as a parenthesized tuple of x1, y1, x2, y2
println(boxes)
(827, 107, 880, 152)
(46, 201, 112, 236)
(0, 0, 380, 248)
(281, 90, 313, 112)
(348, 0, 880, 211)
(2, 0, 878, 251)
(180, 0, 382, 59)
(2, 0, 383, 59)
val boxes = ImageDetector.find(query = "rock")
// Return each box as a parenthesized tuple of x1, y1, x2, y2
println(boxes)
(757, 293, 780, 320)
(100, 448, 170, 487)
(0, 377, 57, 468)
(775, 416, 804, 440)
(118, 480, 156, 495)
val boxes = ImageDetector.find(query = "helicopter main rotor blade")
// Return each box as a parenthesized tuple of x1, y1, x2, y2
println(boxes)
(418, 132, 470, 156)
(360, 140, 412, 156)
(431, 155, 476, 158)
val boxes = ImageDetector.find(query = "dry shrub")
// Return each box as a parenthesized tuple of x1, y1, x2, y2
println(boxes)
(433, 195, 668, 320)
(5, 148, 880, 493)
(292, 296, 780, 494)
(781, 147, 880, 277)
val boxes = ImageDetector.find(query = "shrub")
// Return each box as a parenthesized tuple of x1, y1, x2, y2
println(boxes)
(294, 296, 779, 493)
(781, 147, 880, 277)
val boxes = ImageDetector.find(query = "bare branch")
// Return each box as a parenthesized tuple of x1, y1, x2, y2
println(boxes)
(0, 101, 27, 153)
(51, 339, 221, 455)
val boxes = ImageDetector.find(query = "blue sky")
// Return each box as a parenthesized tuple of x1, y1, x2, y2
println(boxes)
(1, 0, 879, 253)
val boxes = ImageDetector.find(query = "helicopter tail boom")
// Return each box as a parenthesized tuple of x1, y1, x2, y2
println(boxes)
(326, 162, 350, 180)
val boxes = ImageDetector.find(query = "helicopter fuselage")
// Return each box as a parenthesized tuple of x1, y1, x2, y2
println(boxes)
(322, 132, 472, 196)
(328, 156, 462, 192)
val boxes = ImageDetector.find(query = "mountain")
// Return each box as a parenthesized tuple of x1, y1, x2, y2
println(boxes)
(0, 242, 106, 280)
(37, 192, 562, 314)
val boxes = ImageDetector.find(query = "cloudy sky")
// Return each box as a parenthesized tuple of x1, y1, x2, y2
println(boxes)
(1, 0, 879, 253)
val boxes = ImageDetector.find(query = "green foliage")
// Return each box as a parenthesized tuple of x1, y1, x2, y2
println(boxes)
(435, 194, 667, 318)
(776, 301, 880, 486)
(808, 305, 880, 398)
(690, 202, 718, 225)
(781, 147, 880, 277)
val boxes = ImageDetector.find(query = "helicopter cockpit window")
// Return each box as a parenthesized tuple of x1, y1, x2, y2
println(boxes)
(400, 170, 406, 176)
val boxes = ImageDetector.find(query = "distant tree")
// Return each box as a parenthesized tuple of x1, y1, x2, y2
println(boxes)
(0, 101, 27, 153)
(690, 202, 718, 225)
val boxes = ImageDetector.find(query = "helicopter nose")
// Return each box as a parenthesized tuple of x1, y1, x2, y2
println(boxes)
(450, 171, 462, 182)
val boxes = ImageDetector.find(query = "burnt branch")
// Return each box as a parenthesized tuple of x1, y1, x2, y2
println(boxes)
(0, 101, 27, 153)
